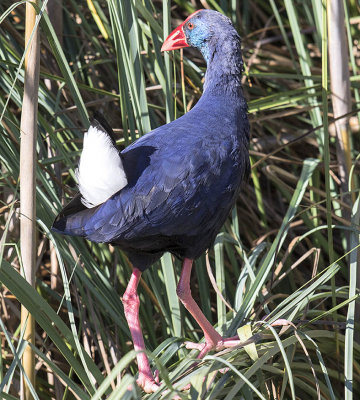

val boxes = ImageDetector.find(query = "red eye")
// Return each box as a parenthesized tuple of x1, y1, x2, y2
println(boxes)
(187, 22, 194, 30)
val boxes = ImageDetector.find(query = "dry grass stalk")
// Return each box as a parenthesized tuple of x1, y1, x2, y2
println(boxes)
(328, 0, 360, 352)
(328, 0, 352, 200)
(19, 1, 40, 398)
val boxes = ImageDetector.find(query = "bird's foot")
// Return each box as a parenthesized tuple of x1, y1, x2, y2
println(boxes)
(135, 337, 243, 393)
(136, 372, 160, 393)
(185, 335, 241, 358)
(184, 341, 222, 358)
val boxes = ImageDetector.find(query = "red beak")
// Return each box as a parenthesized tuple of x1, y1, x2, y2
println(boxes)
(161, 10, 201, 52)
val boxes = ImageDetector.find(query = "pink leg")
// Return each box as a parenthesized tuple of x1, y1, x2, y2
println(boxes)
(177, 258, 243, 358)
(177, 259, 224, 357)
(122, 268, 159, 393)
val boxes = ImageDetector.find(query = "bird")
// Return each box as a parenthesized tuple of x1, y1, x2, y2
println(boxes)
(52, 9, 250, 393)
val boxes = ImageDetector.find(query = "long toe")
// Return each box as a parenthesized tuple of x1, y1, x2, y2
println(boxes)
(185, 336, 243, 358)
(198, 342, 221, 359)
(222, 336, 243, 348)
(154, 369, 160, 384)
(137, 373, 160, 393)
(184, 341, 207, 351)
(184, 340, 221, 358)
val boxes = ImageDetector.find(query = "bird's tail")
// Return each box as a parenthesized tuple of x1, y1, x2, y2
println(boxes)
(76, 113, 128, 208)
(51, 194, 98, 237)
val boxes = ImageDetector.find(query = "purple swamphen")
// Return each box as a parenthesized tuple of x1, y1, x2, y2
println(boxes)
(52, 9, 250, 393)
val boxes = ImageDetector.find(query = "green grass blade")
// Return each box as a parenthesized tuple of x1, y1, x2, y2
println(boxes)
(161, 253, 181, 338)
(284, 0, 324, 150)
(40, 11, 89, 127)
(344, 194, 360, 399)
(0, 260, 103, 394)
(214, 237, 227, 335)
(229, 158, 320, 332)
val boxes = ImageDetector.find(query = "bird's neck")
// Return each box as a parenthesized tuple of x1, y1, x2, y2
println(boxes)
(202, 36, 244, 98)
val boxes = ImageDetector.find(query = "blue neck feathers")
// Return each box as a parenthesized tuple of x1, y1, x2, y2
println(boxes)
(201, 31, 244, 98)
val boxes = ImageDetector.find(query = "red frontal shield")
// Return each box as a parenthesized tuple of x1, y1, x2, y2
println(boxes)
(161, 10, 201, 51)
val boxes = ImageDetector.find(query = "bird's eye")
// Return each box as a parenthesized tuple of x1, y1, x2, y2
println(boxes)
(187, 22, 195, 30)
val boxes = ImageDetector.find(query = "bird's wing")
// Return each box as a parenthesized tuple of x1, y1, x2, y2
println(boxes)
(82, 131, 242, 243)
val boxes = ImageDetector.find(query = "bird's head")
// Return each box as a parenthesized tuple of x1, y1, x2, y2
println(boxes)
(162, 10, 243, 95)
(161, 10, 237, 62)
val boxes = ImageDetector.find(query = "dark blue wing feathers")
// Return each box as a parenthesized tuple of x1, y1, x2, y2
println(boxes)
(52, 84, 249, 270)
